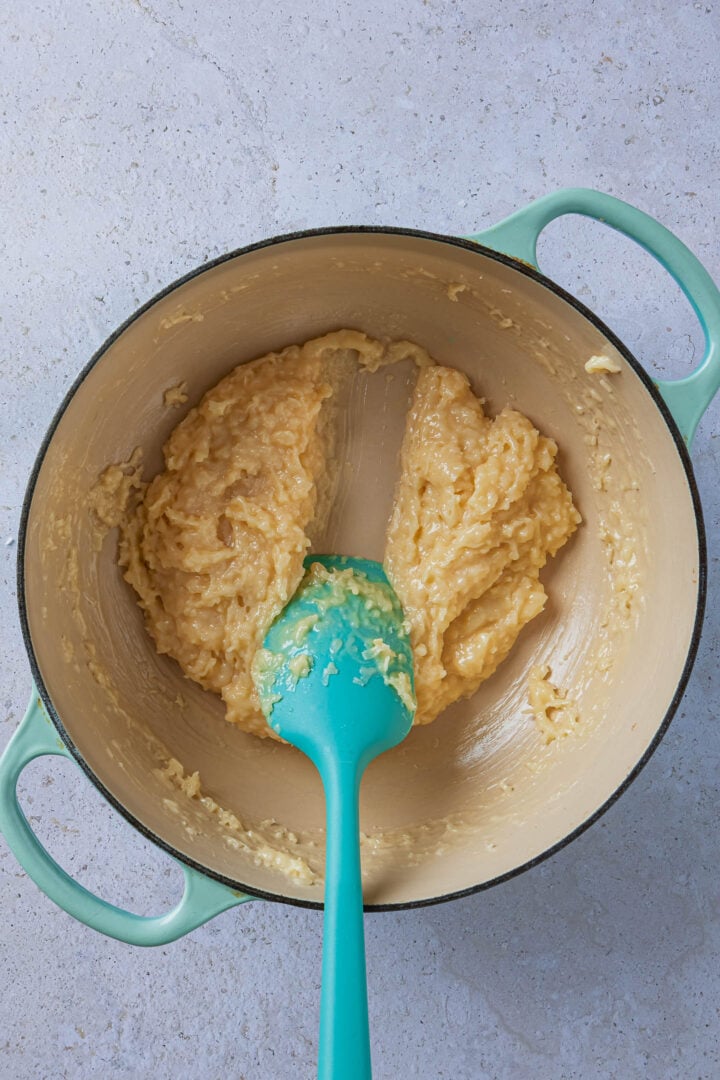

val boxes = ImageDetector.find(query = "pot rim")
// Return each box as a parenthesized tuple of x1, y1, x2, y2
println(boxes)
(16, 225, 707, 912)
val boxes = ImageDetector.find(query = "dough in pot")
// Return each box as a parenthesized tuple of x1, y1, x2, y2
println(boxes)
(120, 344, 331, 738)
(384, 365, 581, 724)
(119, 332, 580, 737)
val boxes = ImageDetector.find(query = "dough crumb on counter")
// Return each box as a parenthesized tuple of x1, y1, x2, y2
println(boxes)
(584, 354, 622, 375)
(527, 664, 580, 742)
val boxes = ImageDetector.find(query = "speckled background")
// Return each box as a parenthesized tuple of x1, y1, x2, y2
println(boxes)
(1, 2, 719, 1078)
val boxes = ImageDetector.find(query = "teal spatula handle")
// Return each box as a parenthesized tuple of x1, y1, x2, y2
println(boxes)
(470, 187, 720, 445)
(0, 691, 251, 944)
(318, 758, 372, 1080)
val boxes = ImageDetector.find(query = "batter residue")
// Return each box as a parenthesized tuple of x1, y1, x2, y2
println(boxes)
(527, 664, 580, 743)
(253, 560, 416, 731)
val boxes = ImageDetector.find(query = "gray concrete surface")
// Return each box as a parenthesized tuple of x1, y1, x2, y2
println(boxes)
(2, 2, 719, 1077)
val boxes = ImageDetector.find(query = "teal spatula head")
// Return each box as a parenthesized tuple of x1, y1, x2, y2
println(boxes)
(253, 554, 415, 1080)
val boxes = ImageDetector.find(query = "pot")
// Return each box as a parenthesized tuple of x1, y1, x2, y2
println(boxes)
(1, 188, 718, 945)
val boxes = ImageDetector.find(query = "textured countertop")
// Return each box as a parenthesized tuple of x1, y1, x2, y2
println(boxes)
(1, 2, 719, 1077)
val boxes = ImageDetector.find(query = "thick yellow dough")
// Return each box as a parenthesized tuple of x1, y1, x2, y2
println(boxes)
(384, 365, 581, 724)
(120, 344, 332, 738)
(119, 332, 580, 738)
(120, 331, 431, 739)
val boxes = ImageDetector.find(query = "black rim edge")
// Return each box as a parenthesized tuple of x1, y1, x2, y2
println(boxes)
(15, 224, 708, 914)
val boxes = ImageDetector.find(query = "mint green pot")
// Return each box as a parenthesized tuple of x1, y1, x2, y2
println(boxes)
(2, 189, 719, 949)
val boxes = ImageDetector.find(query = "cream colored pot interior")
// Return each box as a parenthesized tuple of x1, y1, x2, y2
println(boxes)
(23, 232, 700, 907)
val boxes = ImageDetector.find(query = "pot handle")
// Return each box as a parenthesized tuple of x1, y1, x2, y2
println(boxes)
(470, 187, 720, 445)
(0, 692, 252, 945)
